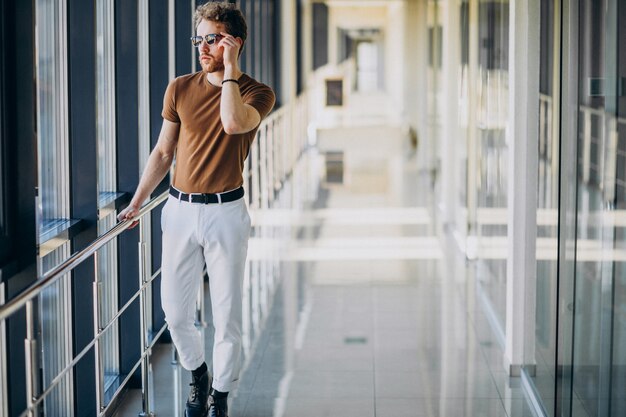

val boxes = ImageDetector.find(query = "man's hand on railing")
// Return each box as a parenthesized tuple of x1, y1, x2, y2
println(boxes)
(117, 203, 141, 229)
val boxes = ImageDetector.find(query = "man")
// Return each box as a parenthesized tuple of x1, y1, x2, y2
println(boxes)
(117, 2, 275, 416)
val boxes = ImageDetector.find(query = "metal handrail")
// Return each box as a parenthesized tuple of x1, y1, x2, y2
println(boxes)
(1, 90, 310, 416)
(14, 270, 162, 417)
(0, 190, 168, 417)
(0, 192, 168, 322)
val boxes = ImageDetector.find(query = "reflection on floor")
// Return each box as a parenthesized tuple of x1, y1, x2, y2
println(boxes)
(113, 139, 536, 416)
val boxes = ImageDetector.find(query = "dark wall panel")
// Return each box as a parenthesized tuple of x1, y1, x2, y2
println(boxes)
(239, 0, 248, 73)
(176, 0, 194, 75)
(116, 0, 140, 195)
(539, 1, 553, 95)
(1, 0, 37, 414)
(115, 0, 142, 384)
(312, 3, 329, 70)
(272, 0, 281, 106)
(150, 0, 169, 151)
(150, 0, 169, 331)
(0, 0, 6, 266)
(254, 0, 261, 77)
(68, 0, 98, 413)
(296, 0, 303, 93)
(0, 0, 37, 283)
(7, 308, 27, 415)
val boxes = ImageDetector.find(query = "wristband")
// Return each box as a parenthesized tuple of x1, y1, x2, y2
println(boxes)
(222, 78, 240, 85)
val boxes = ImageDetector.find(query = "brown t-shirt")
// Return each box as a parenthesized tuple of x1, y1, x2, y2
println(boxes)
(162, 71, 275, 194)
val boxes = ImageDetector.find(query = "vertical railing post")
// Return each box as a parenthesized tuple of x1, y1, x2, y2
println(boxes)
(0, 283, 8, 417)
(172, 346, 181, 416)
(93, 251, 105, 415)
(252, 136, 261, 209)
(260, 127, 269, 209)
(24, 300, 39, 417)
(136, 0, 154, 406)
(138, 218, 154, 417)
(268, 123, 275, 205)
(195, 277, 207, 328)
(582, 110, 591, 183)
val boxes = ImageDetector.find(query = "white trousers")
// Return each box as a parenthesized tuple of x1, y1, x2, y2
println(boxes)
(160, 193, 251, 392)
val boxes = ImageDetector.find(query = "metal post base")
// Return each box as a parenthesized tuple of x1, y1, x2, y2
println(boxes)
(194, 319, 209, 328)
(138, 412, 155, 417)
(171, 345, 179, 365)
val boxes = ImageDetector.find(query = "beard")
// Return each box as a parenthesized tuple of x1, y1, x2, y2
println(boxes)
(200, 55, 224, 73)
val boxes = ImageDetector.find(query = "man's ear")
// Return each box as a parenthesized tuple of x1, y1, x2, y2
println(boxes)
(236, 37, 244, 47)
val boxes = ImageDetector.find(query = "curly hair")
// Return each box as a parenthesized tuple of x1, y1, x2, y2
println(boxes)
(194, 1, 247, 45)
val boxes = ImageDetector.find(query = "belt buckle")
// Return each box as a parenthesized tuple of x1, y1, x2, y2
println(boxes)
(216, 192, 223, 204)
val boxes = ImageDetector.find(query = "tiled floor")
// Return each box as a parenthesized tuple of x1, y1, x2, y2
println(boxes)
(113, 136, 536, 417)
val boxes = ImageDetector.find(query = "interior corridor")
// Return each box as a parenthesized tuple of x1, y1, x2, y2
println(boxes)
(4, 1, 626, 416)
(111, 124, 534, 416)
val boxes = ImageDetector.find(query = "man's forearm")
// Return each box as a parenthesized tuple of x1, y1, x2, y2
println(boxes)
(220, 64, 261, 135)
(220, 66, 246, 133)
(130, 149, 173, 208)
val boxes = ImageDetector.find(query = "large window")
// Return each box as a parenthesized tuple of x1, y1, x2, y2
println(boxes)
(96, 0, 120, 392)
(238, 0, 281, 104)
(35, 0, 73, 413)
(36, 0, 69, 231)
(97, 0, 117, 201)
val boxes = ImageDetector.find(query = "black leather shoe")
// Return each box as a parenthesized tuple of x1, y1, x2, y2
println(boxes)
(208, 391, 228, 417)
(185, 370, 212, 417)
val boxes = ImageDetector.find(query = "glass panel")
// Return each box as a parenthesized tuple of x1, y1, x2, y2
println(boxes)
(96, 0, 116, 196)
(35, 0, 72, 412)
(97, 214, 120, 392)
(528, 0, 559, 414)
(571, 0, 607, 415)
(35, 0, 69, 223)
(96, 0, 120, 393)
(474, 0, 510, 331)
(569, 0, 624, 416)
(611, 3, 626, 415)
(40, 243, 73, 415)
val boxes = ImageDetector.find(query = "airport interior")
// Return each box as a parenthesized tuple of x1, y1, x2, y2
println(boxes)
(1, 0, 626, 416)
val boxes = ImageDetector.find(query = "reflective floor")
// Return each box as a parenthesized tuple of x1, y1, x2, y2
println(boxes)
(113, 129, 537, 417)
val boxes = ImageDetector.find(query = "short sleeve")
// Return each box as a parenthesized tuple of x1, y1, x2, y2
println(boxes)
(161, 80, 180, 123)
(243, 84, 276, 121)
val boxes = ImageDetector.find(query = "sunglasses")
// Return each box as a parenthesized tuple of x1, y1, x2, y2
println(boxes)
(190, 33, 223, 47)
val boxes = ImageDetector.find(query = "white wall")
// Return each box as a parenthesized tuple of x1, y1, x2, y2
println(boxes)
(385, 1, 406, 125)
(327, 5, 387, 67)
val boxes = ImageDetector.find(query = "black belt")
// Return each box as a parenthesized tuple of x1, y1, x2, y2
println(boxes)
(169, 186, 244, 204)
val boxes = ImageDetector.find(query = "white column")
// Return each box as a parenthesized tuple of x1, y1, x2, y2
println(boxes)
(440, 0, 460, 226)
(504, 0, 540, 376)
(403, 0, 430, 171)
